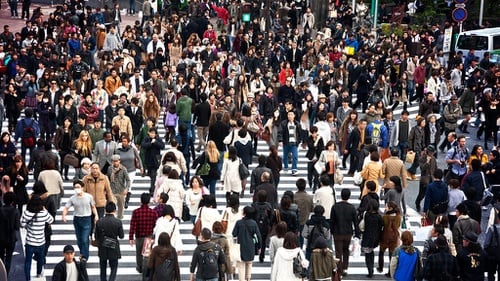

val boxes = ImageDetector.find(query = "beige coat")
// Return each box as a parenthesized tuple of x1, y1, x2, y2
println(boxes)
(360, 161, 385, 197)
(82, 173, 115, 208)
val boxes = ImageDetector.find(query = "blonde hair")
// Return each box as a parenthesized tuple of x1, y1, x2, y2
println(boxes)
(74, 130, 93, 156)
(206, 141, 220, 163)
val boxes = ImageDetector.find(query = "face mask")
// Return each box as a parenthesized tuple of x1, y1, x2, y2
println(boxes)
(43, 99, 49, 103)
(274, 111, 279, 117)
(74, 188, 82, 195)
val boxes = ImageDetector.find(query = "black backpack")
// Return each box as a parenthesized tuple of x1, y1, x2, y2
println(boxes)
(155, 258, 175, 281)
(200, 245, 220, 279)
(306, 222, 326, 250)
(253, 203, 271, 234)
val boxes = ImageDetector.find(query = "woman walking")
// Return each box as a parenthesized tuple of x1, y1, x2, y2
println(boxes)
(21, 194, 55, 281)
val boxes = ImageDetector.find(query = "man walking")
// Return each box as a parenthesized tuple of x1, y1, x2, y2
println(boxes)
(189, 228, 226, 281)
(95, 202, 124, 281)
(93, 132, 118, 174)
(330, 189, 360, 277)
(51, 245, 89, 281)
(107, 155, 130, 220)
(129, 193, 158, 274)
(278, 110, 300, 175)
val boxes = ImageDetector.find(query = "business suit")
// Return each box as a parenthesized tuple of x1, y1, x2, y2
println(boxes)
(93, 140, 118, 173)
(127, 106, 144, 138)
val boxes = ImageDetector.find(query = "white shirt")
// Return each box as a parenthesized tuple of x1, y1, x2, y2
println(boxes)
(66, 261, 78, 281)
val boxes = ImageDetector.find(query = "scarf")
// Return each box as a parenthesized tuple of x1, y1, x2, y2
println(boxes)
(110, 165, 122, 183)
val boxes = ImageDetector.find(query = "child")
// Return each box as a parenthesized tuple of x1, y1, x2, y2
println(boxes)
(164, 103, 178, 143)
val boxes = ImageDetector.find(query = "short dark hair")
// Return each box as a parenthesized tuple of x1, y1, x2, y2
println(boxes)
(390, 147, 399, 156)
(201, 228, 212, 240)
(313, 205, 325, 215)
(366, 180, 376, 191)
(320, 174, 330, 186)
(433, 168, 444, 179)
(105, 202, 117, 213)
(341, 188, 351, 200)
(456, 202, 469, 215)
(296, 178, 306, 191)
(140, 192, 151, 205)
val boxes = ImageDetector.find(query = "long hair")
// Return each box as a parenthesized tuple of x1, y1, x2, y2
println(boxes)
(206, 140, 220, 163)
(10, 155, 28, 176)
(143, 93, 160, 122)
(74, 130, 92, 156)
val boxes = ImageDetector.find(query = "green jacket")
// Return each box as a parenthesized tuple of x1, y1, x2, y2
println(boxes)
(176, 96, 193, 122)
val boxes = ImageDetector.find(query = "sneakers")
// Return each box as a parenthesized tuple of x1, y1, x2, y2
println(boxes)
(291, 170, 298, 176)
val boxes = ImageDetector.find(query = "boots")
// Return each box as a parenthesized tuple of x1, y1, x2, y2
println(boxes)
(365, 252, 374, 277)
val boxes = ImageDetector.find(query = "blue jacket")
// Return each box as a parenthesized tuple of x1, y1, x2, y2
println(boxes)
(15, 118, 40, 142)
(463, 170, 488, 202)
(423, 180, 448, 213)
(367, 121, 389, 148)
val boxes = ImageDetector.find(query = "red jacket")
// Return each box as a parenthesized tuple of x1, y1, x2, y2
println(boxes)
(211, 4, 229, 25)
(414, 65, 426, 84)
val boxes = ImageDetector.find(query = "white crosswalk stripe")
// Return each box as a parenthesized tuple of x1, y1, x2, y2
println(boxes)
(15, 101, 428, 281)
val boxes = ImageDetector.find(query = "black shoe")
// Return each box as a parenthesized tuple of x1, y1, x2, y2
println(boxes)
(385, 273, 391, 277)
(366, 274, 373, 278)
(463, 130, 470, 134)
(376, 267, 383, 273)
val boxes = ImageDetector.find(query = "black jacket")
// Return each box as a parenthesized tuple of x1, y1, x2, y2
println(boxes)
(253, 182, 277, 206)
(95, 213, 124, 260)
(278, 119, 300, 145)
(208, 121, 230, 151)
(0, 205, 19, 244)
(52, 259, 89, 281)
(127, 106, 144, 137)
(193, 101, 211, 127)
(141, 136, 166, 169)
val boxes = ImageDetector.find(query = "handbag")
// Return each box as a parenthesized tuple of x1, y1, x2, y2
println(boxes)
(380, 148, 390, 162)
(192, 207, 203, 236)
(247, 121, 260, 133)
(405, 151, 415, 164)
(102, 236, 118, 249)
(196, 153, 211, 176)
(314, 160, 324, 175)
(261, 128, 271, 142)
(334, 167, 344, 185)
(230, 240, 242, 262)
(292, 252, 306, 278)
(63, 153, 80, 167)
(353, 171, 363, 185)
(421, 215, 432, 227)
(182, 203, 191, 222)
(221, 210, 228, 233)
(238, 160, 250, 180)
(331, 269, 341, 281)
(141, 237, 154, 257)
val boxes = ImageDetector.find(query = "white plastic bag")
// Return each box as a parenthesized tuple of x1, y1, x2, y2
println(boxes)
(349, 237, 361, 257)
(353, 171, 363, 185)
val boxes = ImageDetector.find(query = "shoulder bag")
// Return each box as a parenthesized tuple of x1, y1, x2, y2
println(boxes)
(238, 159, 250, 180)
(196, 153, 211, 176)
(221, 210, 229, 234)
(192, 207, 203, 236)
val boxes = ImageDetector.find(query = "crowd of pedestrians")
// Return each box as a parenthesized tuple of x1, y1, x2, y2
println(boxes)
(0, 0, 500, 280)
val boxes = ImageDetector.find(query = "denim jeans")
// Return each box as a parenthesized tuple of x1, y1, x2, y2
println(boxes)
(100, 258, 118, 281)
(206, 178, 217, 195)
(283, 144, 298, 171)
(73, 216, 91, 260)
(397, 141, 409, 162)
(25, 244, 45, 281)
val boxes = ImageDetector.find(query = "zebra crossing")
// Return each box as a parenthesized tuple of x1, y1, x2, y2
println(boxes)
(17, 101, 430, 281)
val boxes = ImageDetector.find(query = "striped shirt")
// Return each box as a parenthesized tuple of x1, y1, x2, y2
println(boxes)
(21, 209, 54, 246)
